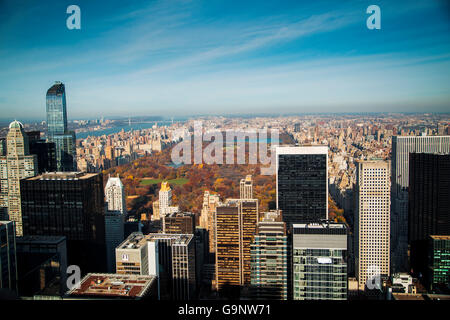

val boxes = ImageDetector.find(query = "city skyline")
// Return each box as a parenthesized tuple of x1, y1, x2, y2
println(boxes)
(1, 0, 450, 118)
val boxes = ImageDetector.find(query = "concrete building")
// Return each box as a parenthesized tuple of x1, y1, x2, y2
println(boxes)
(116, 232, 195, 300)
(215, 198, 258, 293)
(199, 190, 221, 260)
(104, 176, 126, 272)
(66, 273, 157, 300)
(240, 175, 253, 199)
(0, 121, 38, 236)
(250, 210, 288, 300)
(355, 160, 391, 291)
(292, 222, 347, 300)
(158, 181, 179, 217)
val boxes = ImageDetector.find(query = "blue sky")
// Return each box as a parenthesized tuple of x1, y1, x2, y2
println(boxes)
(0, 0, 449, 119)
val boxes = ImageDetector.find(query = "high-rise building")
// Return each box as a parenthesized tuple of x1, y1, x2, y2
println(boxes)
(27, 131, 57, 174)
(105, 175, 127, 214)
(21, 172, 106, 272)
(0, 221, 18, 293)
(46, 82, 76, 172)
(276, 146, 328, 227)
(250, 210, 288, 300)
(0, 121, 38, 236)
(391, 135, 450, 272)
(104, 176, 126, 272)
(116, 232, 196, 300)
(16, 235, 67, 296)
(355, 160, 391, 291)
(215, 198, 258, 293)
(199, 191, 221, 260)
(409, 153, 450, 277)
(158, 181, 179, 217)
(163, 212, 195, 234)
(292, 222, 347, 300)
(240, 175, 253, 199)
(427, 235, 450, 293)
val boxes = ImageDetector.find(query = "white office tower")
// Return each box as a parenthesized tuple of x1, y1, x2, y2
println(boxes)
(355, 160, 391, 291)
(391, 135, 450, 272)
(240, 175, 253, 199)
(105, 175, 127, 214)
(159, 181, 179, 217)
(105, 176, 126, 272)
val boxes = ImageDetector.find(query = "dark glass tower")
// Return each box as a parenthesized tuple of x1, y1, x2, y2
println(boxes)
(46, 82, 67, 135)
(46, 82, 76, 172)
(20, 172, 106, 272)
(408, 153, 450, 277)
(276, 146, 328, 227)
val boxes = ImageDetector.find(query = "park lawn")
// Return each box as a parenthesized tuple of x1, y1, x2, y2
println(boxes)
(140, 178, 189, 186)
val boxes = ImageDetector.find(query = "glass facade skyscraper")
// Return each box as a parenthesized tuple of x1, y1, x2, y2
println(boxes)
(276, 146, 328, 227)
(292, 222, 347, 300)
(46, 82, 76, 172)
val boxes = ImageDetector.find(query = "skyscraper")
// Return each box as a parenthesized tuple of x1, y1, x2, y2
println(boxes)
(215, 198, 258, 293)
(391, 135, 450, 272)
(276, 146, 328, 227)
(292, 222, 347, 300)
(46, 82, 76, 172)
(240, 175, 253, 199)
(427, 235, 450, 293)
(0, 221, 18, 293)
(117, 232, 196, 300)
(250, 210, 288, 300)
(199, 190, 221, 260)
(104, 176, 126, 272)
(408, 153, 450, 277)
(0, 121, 38, 236)
(105, 175, 127, 214)
(355, 160, 391, 291)
(158, 181, 179, 217)
(21, 172, 106, 272)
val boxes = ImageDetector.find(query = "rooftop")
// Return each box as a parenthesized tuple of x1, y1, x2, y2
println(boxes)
(26, 172, 99, 181)
(66, 273, 156, 299)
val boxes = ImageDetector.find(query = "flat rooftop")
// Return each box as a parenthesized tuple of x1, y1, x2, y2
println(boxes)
(26, 172, 98, 181)
(146, 233, 193, 245)
(118, 232, 193, 249)
(117, 232, 146, 250)
(66, 273, 156, 299)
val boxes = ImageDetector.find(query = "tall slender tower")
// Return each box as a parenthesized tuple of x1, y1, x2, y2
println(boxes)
(0, 121, 37, 236)
(240, 175, 253, 199)
(215, 198, 258, 294)
(355, 160, 391, 291)
(46, 82, 76, 172)
(199, 190, 221, 260)
(104, 175, 126, 272)
(250, 210, 288, 300)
